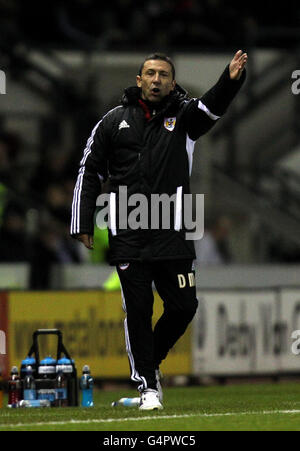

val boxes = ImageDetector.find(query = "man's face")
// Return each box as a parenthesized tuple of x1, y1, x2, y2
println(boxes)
(136, 59, 176, 103)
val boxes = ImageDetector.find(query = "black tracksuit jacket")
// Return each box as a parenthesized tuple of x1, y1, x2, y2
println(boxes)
(71, 65, 246, 264)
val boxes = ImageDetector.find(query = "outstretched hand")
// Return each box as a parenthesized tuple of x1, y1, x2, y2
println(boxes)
(229, 50, 248, 80)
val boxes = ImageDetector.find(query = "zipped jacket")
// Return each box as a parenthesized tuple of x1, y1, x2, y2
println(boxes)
(71, 65, 246, 264)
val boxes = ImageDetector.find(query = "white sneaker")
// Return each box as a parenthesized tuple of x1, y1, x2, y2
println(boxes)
(155, 369, 163, 402)
(139, 389, 163, 410)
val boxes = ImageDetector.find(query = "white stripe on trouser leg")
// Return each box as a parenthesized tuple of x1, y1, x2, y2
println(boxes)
(120, 283, 147, 390)
(174, 186, 182, 231)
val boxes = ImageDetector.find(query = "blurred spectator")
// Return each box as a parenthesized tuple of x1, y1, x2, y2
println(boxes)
(0, 0, 21, 45)
(269, 239, 300, 264)
(1, 1, 299, 50)
(0, 132, 21, 185)
(45, 183, 71, 225)
(30, 148, 74, 195)
(0, 202, 30, 262)
(0, 137, 10, 175)
(0, 184, 7, 226)
(194, 215, 232, 265)
(0, 132, 20, 228)
(30, 221, 81, 289)
(30, 147, 76, 228)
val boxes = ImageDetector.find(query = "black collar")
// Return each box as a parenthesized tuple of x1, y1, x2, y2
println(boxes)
(121, 84, 190, 117)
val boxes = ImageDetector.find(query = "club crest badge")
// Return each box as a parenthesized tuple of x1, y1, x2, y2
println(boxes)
(164, 117, 176, 132)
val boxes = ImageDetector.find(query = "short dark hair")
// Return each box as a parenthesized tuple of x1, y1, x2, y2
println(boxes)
(138, 53, 176, 80)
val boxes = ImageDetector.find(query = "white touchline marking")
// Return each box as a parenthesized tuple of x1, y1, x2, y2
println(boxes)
(1, 410, 300, 429)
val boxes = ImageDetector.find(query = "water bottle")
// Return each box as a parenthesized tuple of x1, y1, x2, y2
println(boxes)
(38, 356, 57, 378)
(56, 356, 73, 374)
(18, 399, 51, 408)
(54, 371, 68, 407)
(23, 366, 36, 401)
(37, 356, 57, 404)
(56, 356, 76, 406)
(80, 365, 94, 407)
(111, 397, 140, 407)
(8, 366, 22, 406)
(20, 357, 36, 380)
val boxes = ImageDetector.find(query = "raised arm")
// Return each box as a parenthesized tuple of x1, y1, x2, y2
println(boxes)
(183, 50, 247, 141)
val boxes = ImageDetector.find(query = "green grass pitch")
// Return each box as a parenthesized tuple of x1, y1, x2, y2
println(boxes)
(1, 382, 300, 431)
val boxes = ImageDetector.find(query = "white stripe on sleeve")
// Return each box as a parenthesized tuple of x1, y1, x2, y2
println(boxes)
(71, 105, 122, 235)
(186, 134, 196, 176)
(197, 100, 220, 121)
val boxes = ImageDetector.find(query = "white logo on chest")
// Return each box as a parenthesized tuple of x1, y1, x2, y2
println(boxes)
(119, 120, 130, 130)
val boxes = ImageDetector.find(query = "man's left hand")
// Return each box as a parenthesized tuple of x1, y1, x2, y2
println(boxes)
(229, 50, 248, 80)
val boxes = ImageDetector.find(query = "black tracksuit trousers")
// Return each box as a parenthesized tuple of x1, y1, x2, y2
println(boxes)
(116, 259, 198, 391)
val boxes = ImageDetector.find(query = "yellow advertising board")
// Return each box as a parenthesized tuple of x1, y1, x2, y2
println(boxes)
(8, 291, 191, 378)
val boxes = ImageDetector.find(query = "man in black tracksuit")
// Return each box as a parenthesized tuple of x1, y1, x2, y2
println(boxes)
(71, 51, 247, 410)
